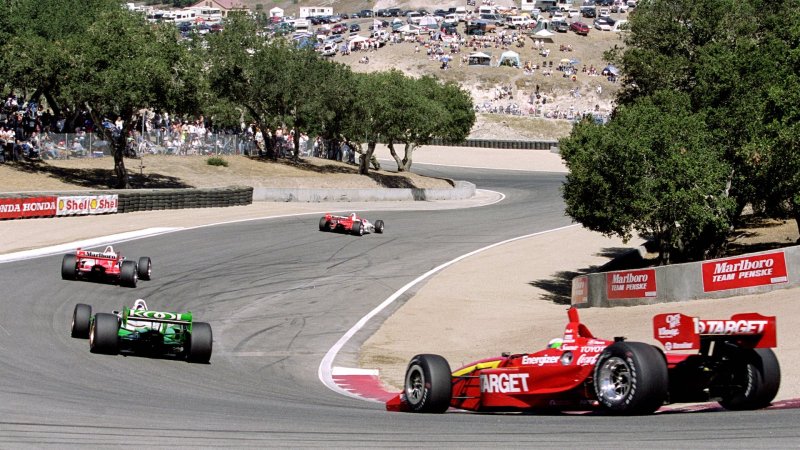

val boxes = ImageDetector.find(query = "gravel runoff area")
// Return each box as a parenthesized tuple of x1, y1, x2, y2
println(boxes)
(3, 144, 798, 403)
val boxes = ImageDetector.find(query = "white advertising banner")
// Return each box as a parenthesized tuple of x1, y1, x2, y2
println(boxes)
(56, 195, 119, 216)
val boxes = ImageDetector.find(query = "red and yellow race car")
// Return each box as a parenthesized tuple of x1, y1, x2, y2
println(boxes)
(387, 307, 780, 415)
(61, 245, 152, 288)
(319, 212, 384, 236)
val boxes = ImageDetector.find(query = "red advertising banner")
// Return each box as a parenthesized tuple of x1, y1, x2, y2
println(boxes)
(0, 196, 57, 220)
(701, 251, 788, 292)
(56, 195, 118, 216)
(571, 275, 588, 305)
(606, 268, 657, 299)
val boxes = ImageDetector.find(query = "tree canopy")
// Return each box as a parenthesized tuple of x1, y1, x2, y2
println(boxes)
(561, 0, 800, 262)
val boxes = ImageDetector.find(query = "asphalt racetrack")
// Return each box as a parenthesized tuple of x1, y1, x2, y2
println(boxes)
(1, 165, 798, 447)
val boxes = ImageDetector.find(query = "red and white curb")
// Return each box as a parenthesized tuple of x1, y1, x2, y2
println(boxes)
(331, 367, 395, 403)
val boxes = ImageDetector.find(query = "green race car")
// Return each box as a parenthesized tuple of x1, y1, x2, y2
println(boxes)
(71, 299, 212, 363)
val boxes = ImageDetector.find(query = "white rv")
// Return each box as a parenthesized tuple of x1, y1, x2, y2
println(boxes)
(299, 6, 333, 18)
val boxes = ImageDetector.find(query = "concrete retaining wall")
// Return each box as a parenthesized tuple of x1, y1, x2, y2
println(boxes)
(252, 181, 476, 202)
(573, 245, 800, 308)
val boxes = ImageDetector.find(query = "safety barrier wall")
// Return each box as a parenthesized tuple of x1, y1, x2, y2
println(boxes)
(571, 245, 800, 308)
(0, 186, 253, 220)
(426, 138, 559, 150)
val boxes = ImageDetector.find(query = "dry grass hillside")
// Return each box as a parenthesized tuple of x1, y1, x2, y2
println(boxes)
(249, 1, 626, 140)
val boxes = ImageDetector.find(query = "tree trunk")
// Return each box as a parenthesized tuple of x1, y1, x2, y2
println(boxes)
(359, 142, 377, 175)
(388, 142, 403, 171)
(292, 130, 301, 161)
(794, 204, 800, 244)
(112, 135, 129, 189)
(399, 142, 417, 172)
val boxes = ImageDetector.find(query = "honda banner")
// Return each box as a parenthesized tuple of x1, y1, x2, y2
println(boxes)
(606, 268, 657, 299)
(702, 252, 788, 292)
(56, 195, 118, 216)
(0, 196, 57, 220)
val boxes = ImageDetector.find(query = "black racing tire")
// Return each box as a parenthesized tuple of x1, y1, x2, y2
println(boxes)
(374, 220, 385, 234)
(403, 354, 452, 413)
(89, 313, 119, 354)
(718, 348, 781, 410)
(319, 217, 330, 231)
(71, 303, 92, 339)
(119, 260, 138, 288)
(352, 220, 364, 236)
(137, 257, 152, 280)
(61, 254, 78, 280)
(593, 341, 668, 415)
(187, 322, 213, 363)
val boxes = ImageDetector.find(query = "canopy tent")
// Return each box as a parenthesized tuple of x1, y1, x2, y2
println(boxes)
(498, 50, 520, 68)
(396, 24, 421, 34)
(603, 64, 620, 76)
(468, 52, 491, 66)
(418, 15, 438, 27)
(269, 7, 284, 18)
(348, 34, 369, 50)
(534, 29, 554, 37)
(532, 19, 550, 33)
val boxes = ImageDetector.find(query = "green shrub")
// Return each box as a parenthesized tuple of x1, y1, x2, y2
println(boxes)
(206, 156, 229, 167)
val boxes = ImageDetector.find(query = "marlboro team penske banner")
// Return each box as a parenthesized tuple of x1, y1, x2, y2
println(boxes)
(571, 275, 588, 305)
(606, 268, 657, 299)
(702, 251, 788, 292)
(0, 196, 58, 220)
(56, 195, 118, 216)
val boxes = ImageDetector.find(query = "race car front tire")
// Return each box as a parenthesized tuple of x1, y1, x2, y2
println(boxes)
(593, 341, 668, 415)
(375, 220, 385, 234)
(352, 220, 364, 236)
(89, 313, 119, 355)
(187, 322, 213, 363)
(119, 260, 138, 288)
(319, 217, 330, 231)
(61, 254, 77, 280)
(403, 354, 452, 413)
(71, 303, 92, 339)
(718, 348, 781, 410)
(137, 257, 152, 280)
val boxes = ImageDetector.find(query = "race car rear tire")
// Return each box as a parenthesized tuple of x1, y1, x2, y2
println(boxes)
(61, 254, 77, 280)
(187, 322, 213, 363)
(718, 348, 781, 411)
(593, 341, 668, 415)
(90, 313, 119, 355)
(119, 260, 138, 288)
(319, 217, 330, 231)
(375, 220, 385, 233)
(137, 257, 152, 280)
(403, 354, 452, 413)
(352, 220, 364, 236)
(71, 303, 92, 339)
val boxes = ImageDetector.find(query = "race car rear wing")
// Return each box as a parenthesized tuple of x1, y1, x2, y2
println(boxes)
(653, 312, 776, 352)
(122, 307, 192, 326)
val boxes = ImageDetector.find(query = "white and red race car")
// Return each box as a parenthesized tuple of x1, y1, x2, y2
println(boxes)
(319, 213, 384, 236)
(61, 245, 152, 288)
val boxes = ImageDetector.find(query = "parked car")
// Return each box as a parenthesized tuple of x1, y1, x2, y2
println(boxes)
(567, 8, 581, 18)
(360, 9, 373, 17)
(570, 21, 590, 35)
(581, 7, 597, 18)
(349, 23, 361, 32)
(552, 19, 570, 32)
(594, 16, 615, 30)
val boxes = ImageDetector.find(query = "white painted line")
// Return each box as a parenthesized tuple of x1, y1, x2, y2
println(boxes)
(0, 227, 181, 263)
(377, 158, 566, 173)
(332, 367, 380, 376)
(317, 224, 579, 402)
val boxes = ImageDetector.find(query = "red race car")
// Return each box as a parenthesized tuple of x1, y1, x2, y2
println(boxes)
(61, 245, 152, 288)
(387, 307, 780, 415)
(319, 212, 384, 236)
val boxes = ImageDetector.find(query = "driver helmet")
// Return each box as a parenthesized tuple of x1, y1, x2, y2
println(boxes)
(548, 338, 563, 349)
(132, 299, 148, 311)
(350, 213, 357, 220)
